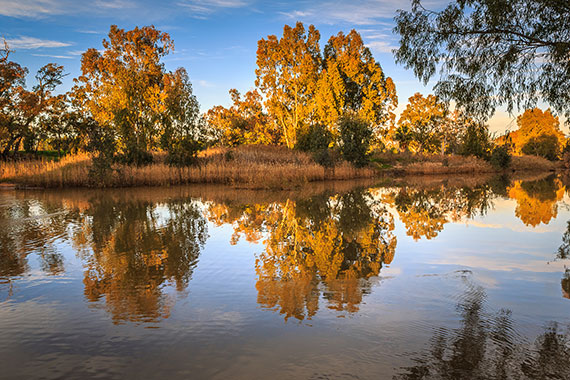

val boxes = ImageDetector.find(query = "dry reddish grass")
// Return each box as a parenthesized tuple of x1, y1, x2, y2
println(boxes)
(2, 145, 376, 189)
(510, 155, 558, 171)
(2, 146, 562, 189)
(401, 156, 494, 175)
(376, 151, 561, 175)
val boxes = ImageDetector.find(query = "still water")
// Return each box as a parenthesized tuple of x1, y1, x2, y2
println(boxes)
(1, 174, 570, 379)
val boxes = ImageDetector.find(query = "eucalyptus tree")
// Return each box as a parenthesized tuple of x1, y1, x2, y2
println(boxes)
(394, 0, 570, 120)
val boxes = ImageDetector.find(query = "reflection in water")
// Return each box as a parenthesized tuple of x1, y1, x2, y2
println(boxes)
(508, 175, 565, 227)
(0, 198, 70, 278)
(395, 275, 570, 380)
(1, 173, 569, 322)
(382, 183, 494, 240)
(2, 175, 570, 378)
(209, 189, 396, 320)
(72, 197, 208, 323)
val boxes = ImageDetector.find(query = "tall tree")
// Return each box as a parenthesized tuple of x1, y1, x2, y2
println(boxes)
(394, 0, 570, 121)
(317, 30, 398, 139)
(255, 22, 321, 148)
(74, 25, 175, 164)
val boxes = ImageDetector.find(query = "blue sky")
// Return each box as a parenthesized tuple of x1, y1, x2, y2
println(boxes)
(1, 0, 525, 132)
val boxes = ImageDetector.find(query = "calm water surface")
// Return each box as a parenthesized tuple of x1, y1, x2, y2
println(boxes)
(2, 174, 570, 379)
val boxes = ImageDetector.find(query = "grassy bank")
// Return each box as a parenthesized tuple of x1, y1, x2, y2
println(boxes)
(0, 146, 375, 189)
(373, 151, 560, 175)
(1, 146, 563, 189)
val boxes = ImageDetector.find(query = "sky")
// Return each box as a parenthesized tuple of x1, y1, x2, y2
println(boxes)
(0, 0, 529, 133)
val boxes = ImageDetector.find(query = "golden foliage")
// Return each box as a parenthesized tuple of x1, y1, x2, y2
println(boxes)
(208, 190, 397, 320)
(507, 177, 565, 226)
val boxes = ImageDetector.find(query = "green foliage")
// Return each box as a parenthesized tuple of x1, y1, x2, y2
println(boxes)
(521, 134, 560, 161)
(296, 124, 332, 152)
(460, 122, 491, 159)
(338, 115, 372, 167)
(394, 0, 570, 121)
(166, 136, 202, 166)
(87, 126, 116, 185)
(489, 145, 511, 170)
(394, 124, 413, 152)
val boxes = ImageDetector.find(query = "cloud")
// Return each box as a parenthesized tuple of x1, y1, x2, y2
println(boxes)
(0, 0, 65, 18)
(0, 0, 153, 19)
(31, 53, 74, 59)
(196, 79, 215, 88)
(94, 0, 135, 9)
(281, 0, 449, 25)
(178, 0, 250, 17)
(366, 40, 397, 54)
(5, 36, 72, 49)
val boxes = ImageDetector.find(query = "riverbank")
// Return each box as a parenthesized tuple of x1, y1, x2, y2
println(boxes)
(0, 146, 562, 189)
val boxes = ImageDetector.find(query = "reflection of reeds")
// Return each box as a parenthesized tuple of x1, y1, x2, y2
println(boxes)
(1, 146, 375, 189)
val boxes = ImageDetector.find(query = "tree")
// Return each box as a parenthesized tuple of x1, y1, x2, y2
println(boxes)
(0, 52, 64, 156)
(510, 108, 566, 157)
(316, 30, 397, 139)
(397, 93, 447, 153)
(206, 89, 277, 146)
(339, 114, 372, 167)
(460, 120, 491, 158)
(255, 22, 321, 148)
(74, 25, 175, 164)
(394, 0, 570, 121)
(161, 68, 205, 165)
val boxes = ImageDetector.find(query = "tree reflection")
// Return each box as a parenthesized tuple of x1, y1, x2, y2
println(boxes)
(208, 189, 397, 321)
(72, 196, 208, 323)
(507, 175, 565, 227)
(383, 183, 493, 241)
(395, 278, 570, 379)
(0, 196, 70, 278)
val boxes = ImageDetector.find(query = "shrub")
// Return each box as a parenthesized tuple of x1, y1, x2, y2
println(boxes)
(460, 122, 491, 159)
(296, 124, 332, 152)
(521, 134, 560, 161)
(339, 115, 372, 168)
(167, 136, 202, 166)
(489, 145, 511, 169)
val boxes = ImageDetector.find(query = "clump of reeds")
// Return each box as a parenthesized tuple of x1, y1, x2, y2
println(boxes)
(510, 155, 558, 171)
(4, 145, 376, 189)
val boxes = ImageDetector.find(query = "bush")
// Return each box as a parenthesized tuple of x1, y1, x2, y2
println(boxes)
(489, 145, 511, 169)
(166, 136, 202, 166)
(339, 115, 372, 168)
(460, 122, 491, 159)
(521, 134, 560, 161)
(296, 124, 332, 152)
(312, 148, 339, 168)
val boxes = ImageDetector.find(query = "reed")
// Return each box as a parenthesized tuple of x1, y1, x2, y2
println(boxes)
(2, 146, 376, 189)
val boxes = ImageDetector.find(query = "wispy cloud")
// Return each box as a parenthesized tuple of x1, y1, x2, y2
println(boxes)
(0, 0, 65, 18)
(178, 0, 250, 17)
(5, 36, 72, 49)
(366, 40, 397, 54)
(77, 30, 102, 35)
(31, 53, 73, 59)
(281, 0, 449, 25)
(94, 0, 136, 9)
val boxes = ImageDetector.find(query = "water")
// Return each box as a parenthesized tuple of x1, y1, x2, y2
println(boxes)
(1, 173, 570, 379)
